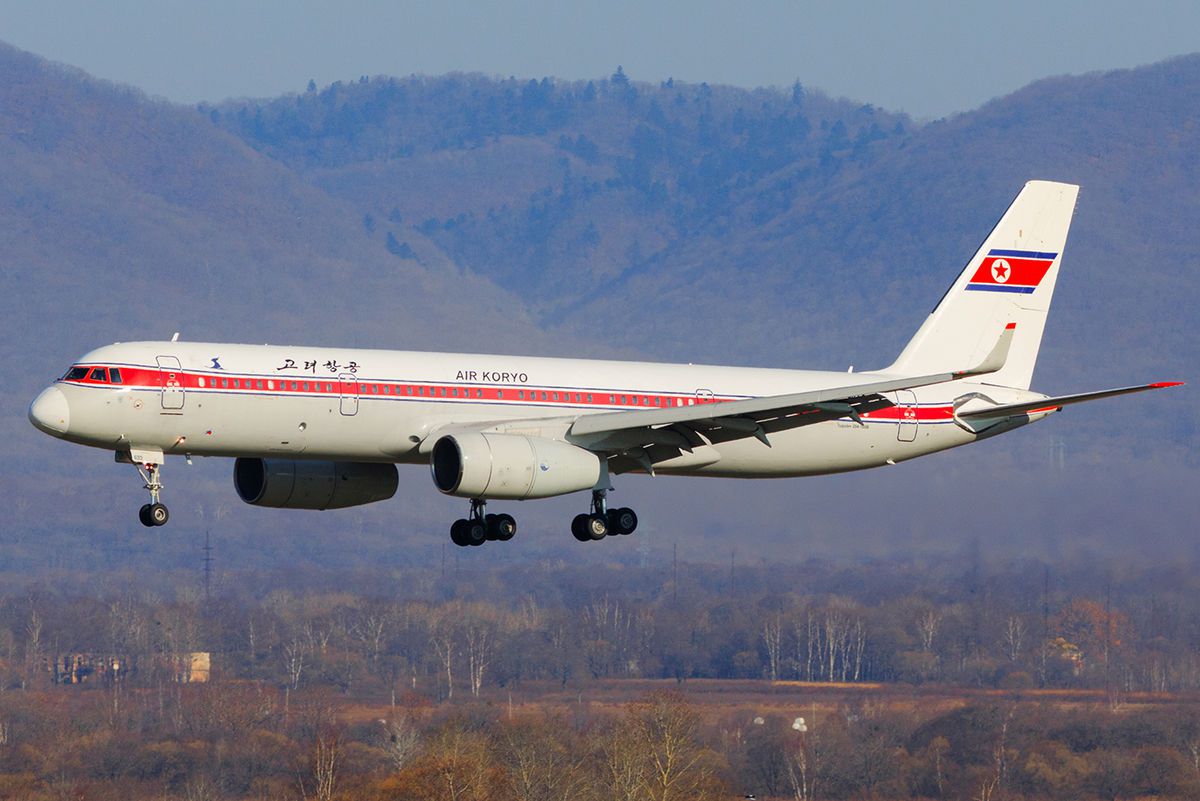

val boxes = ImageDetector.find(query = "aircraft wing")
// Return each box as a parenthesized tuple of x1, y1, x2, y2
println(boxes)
(419, 325, 1016, 471)
(956, 381, 1184, 421)
(568, 323, 1018, 453)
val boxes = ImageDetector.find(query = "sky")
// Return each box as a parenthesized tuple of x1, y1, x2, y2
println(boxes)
(2, 1, 1198, 119)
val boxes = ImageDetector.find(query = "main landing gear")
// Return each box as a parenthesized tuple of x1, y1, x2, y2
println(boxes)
(446, 490, 638, 547)
(571, 488, 637, 542)
(449, 499, 517, 547)
(135, 461, 169, 527)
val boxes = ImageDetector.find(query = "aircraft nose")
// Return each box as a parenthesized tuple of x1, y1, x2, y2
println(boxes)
(29, 386, 70, 436)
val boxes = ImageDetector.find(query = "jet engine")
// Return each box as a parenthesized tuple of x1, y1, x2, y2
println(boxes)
(431, 433, 601, 500)
(234, 458, 398, 510)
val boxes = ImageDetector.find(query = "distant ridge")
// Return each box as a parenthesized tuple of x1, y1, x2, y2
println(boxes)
(3, 40, 1196, 561)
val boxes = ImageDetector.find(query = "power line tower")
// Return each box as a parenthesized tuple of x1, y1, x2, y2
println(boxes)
(202, 529, 213, 602)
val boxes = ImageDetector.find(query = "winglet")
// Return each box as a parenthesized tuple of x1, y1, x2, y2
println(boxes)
(953, 323, 1016, 379)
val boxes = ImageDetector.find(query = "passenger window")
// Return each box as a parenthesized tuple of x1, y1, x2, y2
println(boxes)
(302, 382, 309, 391)
(259, 380, 265, 390)
(198, 377, 206, 388)
(476, 389, 482, 398)
(108, 368, 123, 384)
(89, 368, 108, 382)
(221, 378, 229, 388)
(267, 380, 274, 390)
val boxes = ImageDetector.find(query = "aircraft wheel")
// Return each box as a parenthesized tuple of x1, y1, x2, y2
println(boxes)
(491, 513, 517, 541)
(484, 514, 500, 541)
(139, 504, 155, 528)
(586, 513, 609, 540)
(571, 513, 592, 542)
(148, 503, 169, 527)
(450, 519, 470, 547)
(608, 507, 637, 535)
(464, 518, 487, 547)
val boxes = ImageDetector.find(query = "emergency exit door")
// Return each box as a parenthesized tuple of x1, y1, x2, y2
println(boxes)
(339, 374, 359, 416)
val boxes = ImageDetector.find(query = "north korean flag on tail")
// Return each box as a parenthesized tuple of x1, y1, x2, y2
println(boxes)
(965, 249, 1057, 294)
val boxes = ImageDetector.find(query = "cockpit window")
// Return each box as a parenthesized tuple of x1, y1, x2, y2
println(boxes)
(64, 367, 89, 380)
(89, 368, 108, 382)
(108, 368, 123, 384)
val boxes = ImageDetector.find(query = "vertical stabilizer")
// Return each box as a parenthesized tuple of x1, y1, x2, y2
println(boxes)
(886, 180, 1079, 389)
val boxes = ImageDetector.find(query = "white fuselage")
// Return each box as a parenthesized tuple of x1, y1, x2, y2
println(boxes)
(35, 340, 1049, 480)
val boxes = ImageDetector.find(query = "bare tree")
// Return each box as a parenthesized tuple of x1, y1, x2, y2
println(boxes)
(23, 605, 42, 686)
(502, 718, 587, 801)
(380, 712, 420, 772)
(465, 616, 493, 698)
(1004, 615, 1026, 662)
(300, 731, 339, 801)
(786, 726, 827, 801)
(284, 638, 305, 690)
(352, 608, 390, 672)
(609, 691, 720, 801)
(762, 616, 783, 681)
(430, 609, 458, 700)
(918, 608, 942, 653)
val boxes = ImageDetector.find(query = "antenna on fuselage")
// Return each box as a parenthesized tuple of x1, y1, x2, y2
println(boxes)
(171, 332, 181, 342)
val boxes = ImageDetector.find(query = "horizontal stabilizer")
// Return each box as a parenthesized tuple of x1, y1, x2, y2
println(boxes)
(957, 381, 1184, 420)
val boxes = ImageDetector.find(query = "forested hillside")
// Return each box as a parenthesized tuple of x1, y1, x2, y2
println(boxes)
(3, 42, 1196, 566)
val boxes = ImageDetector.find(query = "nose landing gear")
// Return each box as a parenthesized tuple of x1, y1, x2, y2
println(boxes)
(135, 461, 169, 527)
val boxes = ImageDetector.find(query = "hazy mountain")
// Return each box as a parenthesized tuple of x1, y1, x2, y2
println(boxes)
(3, 43, 1196, 571)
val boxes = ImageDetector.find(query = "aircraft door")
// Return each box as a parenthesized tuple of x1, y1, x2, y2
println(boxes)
(339, 374, 359, 416)
(894, 389, 918, 442)
(156, 356, 185, 411)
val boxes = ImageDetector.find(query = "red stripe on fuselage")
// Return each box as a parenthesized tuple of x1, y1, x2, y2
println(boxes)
(59, 364, 739, 410)
(59, 363, 959, 422)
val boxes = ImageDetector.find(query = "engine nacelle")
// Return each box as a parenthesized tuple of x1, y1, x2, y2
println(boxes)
(234, 458, 398, 510)
(430, 433, 601, 500)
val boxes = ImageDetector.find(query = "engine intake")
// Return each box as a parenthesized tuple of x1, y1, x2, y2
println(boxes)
(431, 433, 601, 499)
(234, 458, 398, 510)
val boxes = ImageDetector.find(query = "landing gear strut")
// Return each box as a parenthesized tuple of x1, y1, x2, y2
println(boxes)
(572, 489, 637, 542)
(135, 462, 169, 527)
(449, 499, 516, 547)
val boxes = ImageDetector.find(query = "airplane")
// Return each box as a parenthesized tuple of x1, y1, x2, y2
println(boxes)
(28, 180, 1181, 547)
